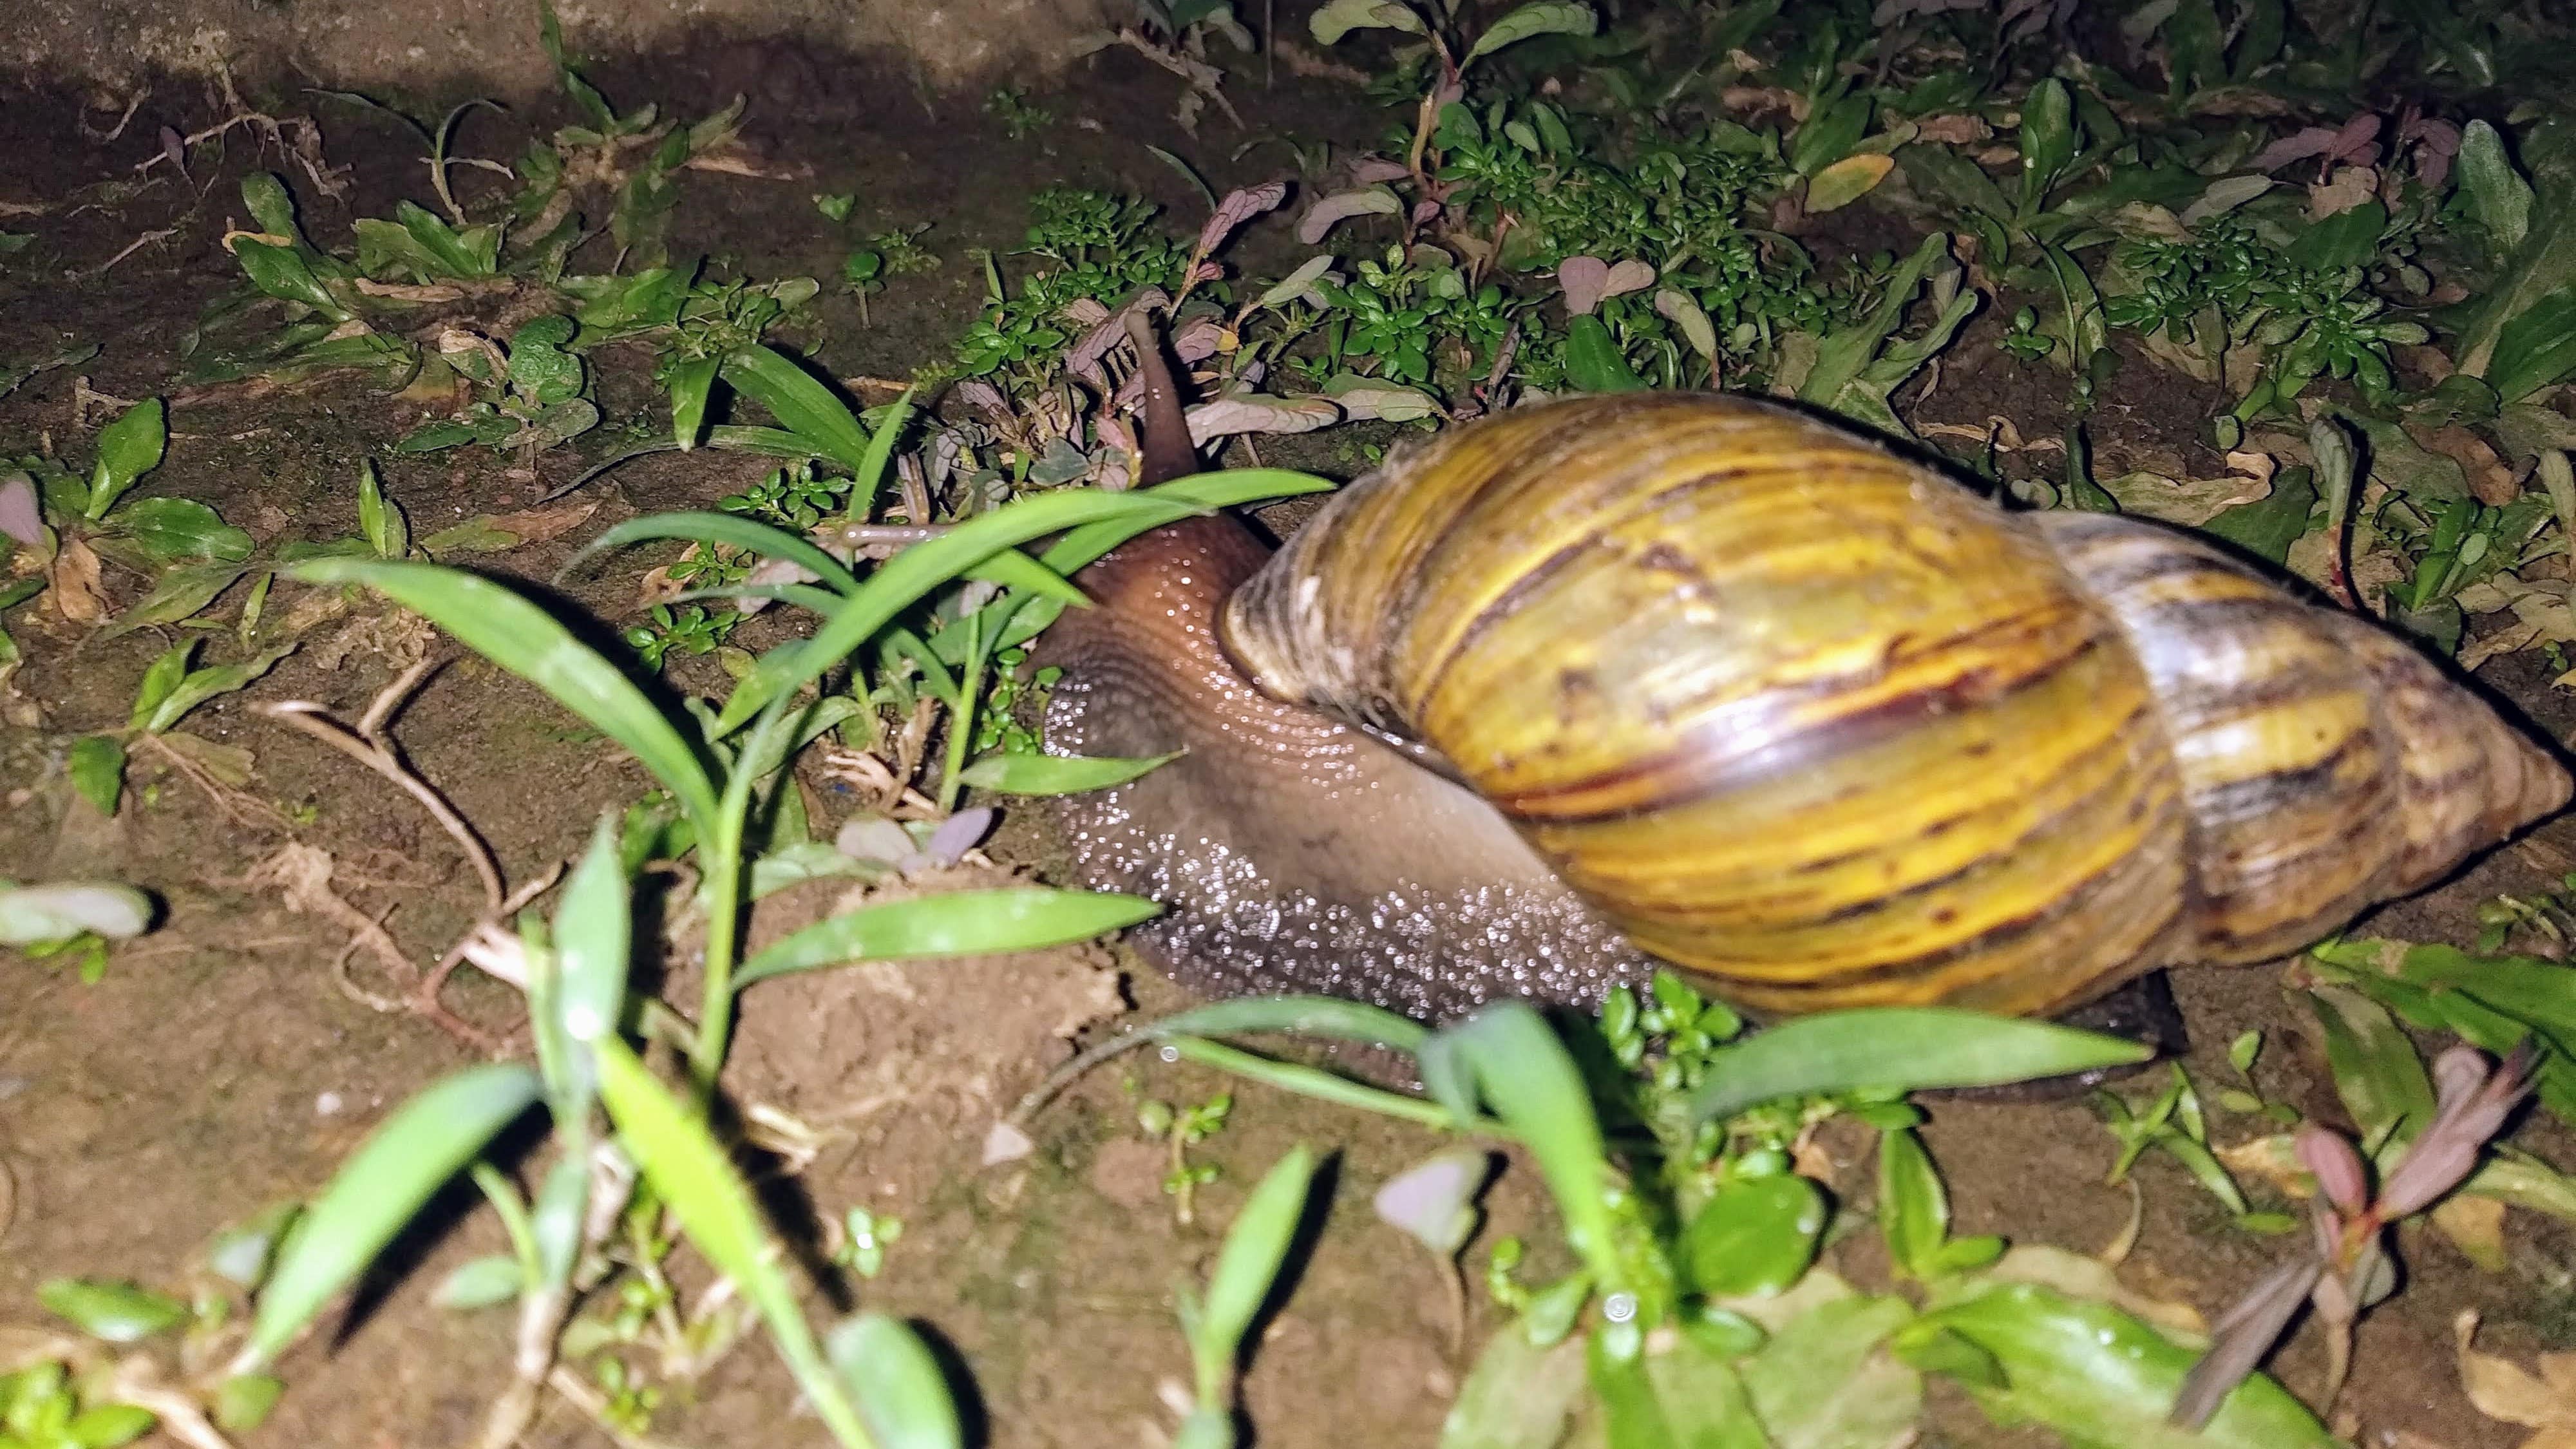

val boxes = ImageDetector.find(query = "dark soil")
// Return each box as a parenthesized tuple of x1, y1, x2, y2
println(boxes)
(1, 35, 2571, 1449)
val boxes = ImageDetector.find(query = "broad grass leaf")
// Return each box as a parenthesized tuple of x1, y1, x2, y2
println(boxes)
(2307, 984, 2437, 1153)
(1690, 1008, 2151, 1124)
(720, 345, 871, 473)
(828, 1314, 963, 1449)
(240, 1063, 542, 1372)
(283, 558, 723, 831)
(668, 355, 719, 450)
(734, 887, 1160, 989)
(578, 511, 862, 595)
(714, 490, 1205, 734)
(1194, 1146, 1319, 1385)
(1435, 1003, 1618, 1285)
(1036, 469, 1333, 576)
(142, 644, 294, 734)
(590, 1036, 871, 1448)
(1806, 153, 1895, 212)
(107, 498, 254, 565)
(1922, 1282, 2335, 1447)
(956, 751, 1177, 795)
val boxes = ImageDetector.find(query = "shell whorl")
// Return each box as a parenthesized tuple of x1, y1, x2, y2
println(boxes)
(1218, 392, 2571, 1018)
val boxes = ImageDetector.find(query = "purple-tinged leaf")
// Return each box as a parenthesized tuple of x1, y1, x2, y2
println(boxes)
(1602, 258, 1657, 298)
(1350, 156, 1410, 184)
(1059, 297, 1112, 327)
(0, 471, 43, 548)
(1558, 256, 1609, 316)
(2380, 1044, 2532, 1219)
(1296, 185, 1401, 244)
(1410, 198, 1443, 228)
(925, 806, 994, 866)
(1195, 181, 1291, 260)
(2169, 1255, 2327, 1430)
(1173, 316, 1227, 363)
(2295, 1126, 2368, 1216)
(1186, 394, 1341, 447)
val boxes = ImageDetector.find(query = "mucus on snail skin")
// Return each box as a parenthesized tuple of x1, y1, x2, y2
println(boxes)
(1030, 512, 1657, 1024)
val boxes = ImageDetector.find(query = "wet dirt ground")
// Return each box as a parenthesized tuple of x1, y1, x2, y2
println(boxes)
(3, 39, 2574, 1449)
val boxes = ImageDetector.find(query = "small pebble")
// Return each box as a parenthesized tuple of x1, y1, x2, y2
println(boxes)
(315, 1091, 344, 1117)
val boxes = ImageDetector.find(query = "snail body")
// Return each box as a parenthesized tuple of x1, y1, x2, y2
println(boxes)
(1040, 390, 2570, 1025)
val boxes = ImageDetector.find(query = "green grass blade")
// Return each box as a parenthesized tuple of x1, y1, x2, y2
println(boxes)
(706, 424, 828, 457)
(544, 811, 631, 1115)
(714, 491, 1204, 734)
(735, 887, 1162, 989)
(846, 385, 917, 524)
(1006, 996, 1436, 1128)
(963, 547, 1090, 608)
(1436, 1003, 1621, 1288)
(238, 1064, 542, 1372)
(574, 511, 862, 596)
(591, 1037, 873, 1449)
(828, 1314, 964, 1449)
(1166, 1036, 1469, 1130)
(1690, 1009, 2153, 1125)
(283, 558, 723, 831)
(956, 751, 1178, 795)
(1191, 1144, 1318, 1403)
(1037, 470, 1335, 575)
(669, 355, 719, 451)
(721, 345, 872, 473)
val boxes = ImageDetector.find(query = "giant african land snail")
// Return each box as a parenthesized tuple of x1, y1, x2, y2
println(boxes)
(1030, 317, 2572, 1037)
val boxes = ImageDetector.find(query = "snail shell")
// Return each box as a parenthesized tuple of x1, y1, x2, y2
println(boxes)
(1045, 392, 2571, 1023)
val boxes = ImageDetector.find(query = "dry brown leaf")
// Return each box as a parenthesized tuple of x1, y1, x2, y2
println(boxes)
(2456, 1310, 2576, 1448)
(2309, 165, 2381, 219)
(1979, 1245, 2208, 1340)
(475, 498, 598, 545)
(2217, 1133, 2307, 1196)
(2416, 424, 2520, 506)
(2433, 1193, 2510, 1271)
(1913, 113, 1992, 144)
(156, 731, 256, 789)
(46, 535, 103, 622)
(2098, 464, 2272, 526)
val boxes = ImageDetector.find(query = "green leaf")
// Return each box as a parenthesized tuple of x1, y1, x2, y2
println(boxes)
(283, 558, 722, 832)
(577, 511, 862, 596)
(355, 462, 408, 560)
(2485, 283, 2576, 405)
(1690, 1007, 2151, 1124)
(2282, 200, 2385, 272)
(69, 1403, 158, 1448)
(0, 881, 152, 944)
(828, 1314, 964, 1449)
(230, 240, 351, 321)
(104, 497, 253, 566)
(37, 1280, 187, 1342)
(1879, 1127, 1951, 1280)
(541, 811, 630, 1119)
(715, 489, 1206, 735)
(1564, 315, 1648, 392)
(956, 750, 1178, 795)
(1438, 1323, 1588, 1449)
(84, 399, 166, 522)
(735, 887, 1162, 989)
(1924, 1281, 2335, 1446)
(1739, 1290, 1924, 1446)
(130, 640, 195, 728)
(668, 355, 719, 451)
(142, 644, 294, 735)
(94, 562, 256, 640)
(1036, 469, 1336, 576)
(239, 173, 304, 246)
(1463, 1, 1597, 65)
(590, 1036, 873, 1449)
(2455, 117, 2576, 380)
(1681, 1173, 1826, 1298)
(1428, 1003, 1622, 1292)
(2458, 120, 2534, 252)
(67, 735, 126, 817)
(211, 1374, 284, 1434)
(1191, 1145, 1318, 1402)
(1309, 0, 1426, 44)
(2307, 984, 2437, 1154)
(239, 1064, 542, 1372)
(431, 1255, 525, 1311)
(2017, 79, 2076, 212)
(2201, 464, 2316, 564)
(720, 345, 872, 474)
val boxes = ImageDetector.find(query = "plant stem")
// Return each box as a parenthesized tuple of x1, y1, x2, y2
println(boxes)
(689, 800, 748, 1095)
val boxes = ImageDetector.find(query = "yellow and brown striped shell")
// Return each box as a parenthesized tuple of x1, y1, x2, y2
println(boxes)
(1216, 392, 2571, 1019)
